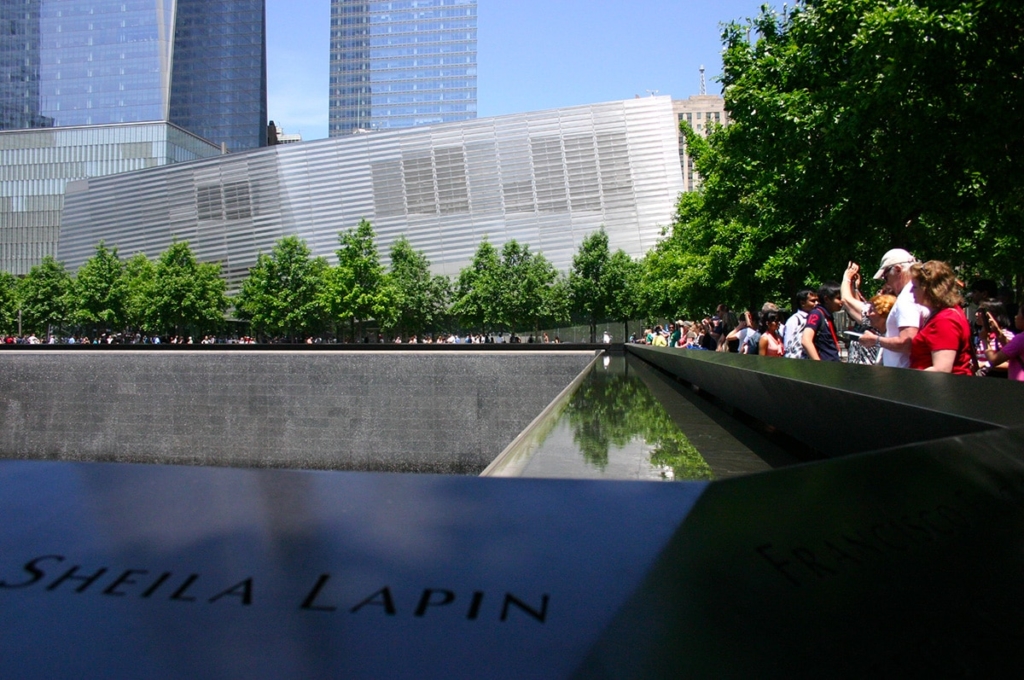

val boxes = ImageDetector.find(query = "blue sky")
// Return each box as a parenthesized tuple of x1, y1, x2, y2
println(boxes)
(266, 0, 767, 141)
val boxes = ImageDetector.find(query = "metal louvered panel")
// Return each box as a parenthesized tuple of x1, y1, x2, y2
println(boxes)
(58, 98, 683, 290)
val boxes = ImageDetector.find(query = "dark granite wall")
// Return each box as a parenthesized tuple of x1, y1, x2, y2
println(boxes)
(0, 351, 596, 474)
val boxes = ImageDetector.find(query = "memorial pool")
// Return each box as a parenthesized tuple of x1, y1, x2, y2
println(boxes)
(484, 354, 798, 479)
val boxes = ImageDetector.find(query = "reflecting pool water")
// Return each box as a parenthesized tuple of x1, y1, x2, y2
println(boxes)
(488, 354, 715, 481)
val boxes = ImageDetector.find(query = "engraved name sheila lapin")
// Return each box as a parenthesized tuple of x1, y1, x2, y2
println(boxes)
(0, 554, 550, 623)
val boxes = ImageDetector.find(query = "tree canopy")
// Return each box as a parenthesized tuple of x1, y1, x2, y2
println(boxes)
(325, 219, 395, 339)
(17, 256, 74, 336)
(149, 241, 228, 337)
(569, 229, 613, 342)
(452, 239, 501, 331)
(235, 235, 329, 340)
(647, 0, 1024, 313)
(0, 270, 19, 335)
(388, 236, 451, 338)
(75, 242, 126, 333)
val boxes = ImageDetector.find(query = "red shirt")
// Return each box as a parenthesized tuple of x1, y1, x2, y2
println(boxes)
(909, 306, 973, 375)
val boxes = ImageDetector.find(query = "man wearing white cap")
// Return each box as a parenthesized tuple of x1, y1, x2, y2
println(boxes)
(860, 248, 930, 368)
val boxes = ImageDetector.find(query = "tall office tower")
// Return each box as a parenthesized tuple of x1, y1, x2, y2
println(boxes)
(169, 0, 268, 152)
(0, 0, 46, 129)
(329, 0, 477, 137)
(0, 0, 264, 275)
(0, 0, 267, 151)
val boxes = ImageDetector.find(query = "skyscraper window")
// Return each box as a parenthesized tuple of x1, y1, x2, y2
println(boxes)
(329, 0, 477, 136)
(0, 0, 267, 151)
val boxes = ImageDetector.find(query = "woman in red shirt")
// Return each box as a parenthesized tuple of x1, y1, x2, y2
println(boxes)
(909, 261, 973, 375)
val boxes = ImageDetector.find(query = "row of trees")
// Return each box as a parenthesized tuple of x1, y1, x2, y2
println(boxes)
(236, 220, 646, 341)
(0, 243, 227, 339)
(0, 221, 650, 342)
(637, 0, 1024, 315)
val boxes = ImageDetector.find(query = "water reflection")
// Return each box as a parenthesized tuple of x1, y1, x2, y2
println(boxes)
(504, 355, 714, 481)
(566, 356, 713, 480)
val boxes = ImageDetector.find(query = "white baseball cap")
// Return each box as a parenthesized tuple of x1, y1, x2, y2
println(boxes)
(873, 248, 917, 279)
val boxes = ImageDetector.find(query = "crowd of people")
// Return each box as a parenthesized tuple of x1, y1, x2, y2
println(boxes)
(4, 247, 1020, 378)
(0, 330, 566, 346)
(630, 247, 1024, 381)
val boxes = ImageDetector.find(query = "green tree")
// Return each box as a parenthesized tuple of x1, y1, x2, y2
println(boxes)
(122, 253, 157, 334)
(150, 241, 228, 337)
(564, 362, 712, 480)
(638, 191, 727, 317)
(541, 275, 572, 334)
(388, 236, 450, 337)
(452, 239, 501, 332)
(494, 240, 559, 334)
(605, 249, 641, 341)
(656, 0, 1024, 310)
(0, 270, 19, 335)
(74, 242, 126, 334)
(235, 235, 329, 341)
(424, 274, 454, 336)
(569, 229, 612, 342)
(17, 255, 74, 337)
(325, 220, 393, 340)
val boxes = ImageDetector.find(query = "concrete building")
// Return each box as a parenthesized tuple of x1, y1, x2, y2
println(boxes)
(329, 0, 476, 136)
(59, 97, 683, 289)
(0, 0, 268, 274)
(270, 125, 303, 145)
(672, 95, 728, 192)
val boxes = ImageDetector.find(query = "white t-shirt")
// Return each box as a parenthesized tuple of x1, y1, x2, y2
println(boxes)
(782, 310, 808, 357)
(883, 282, 930, 368)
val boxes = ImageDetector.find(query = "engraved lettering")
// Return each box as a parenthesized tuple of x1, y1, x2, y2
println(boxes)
(47, 565, 108, 593)
(103, 569, 149, 597)
(141, 572, 172, 598)
(937, 503, 970, 528)
(170, 574, 200, 602)
(414, 589, 455, 617)
(500, 593, 548, 623)
(842, 532, 883, 558)
(897, 514, 933, 543)
(755, 543, 800, 586)
(871, 522, 908, 551)
(467, 591, 484, 620)
(300, 573, 337, 612)
(919, 509, 954, 537)
(350, 587, 396, 615)
(791, 548, 838, 579)
(209, 578, 253, 605)
(823, 540, 861, 567)
(0, 555, 64, 589)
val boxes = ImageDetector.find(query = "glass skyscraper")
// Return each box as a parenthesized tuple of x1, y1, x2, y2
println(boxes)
(0, 0, 264, 276)
(169, 0, 267, 152)
(329, 0, 477, 137)
(0, 0, 267, 151)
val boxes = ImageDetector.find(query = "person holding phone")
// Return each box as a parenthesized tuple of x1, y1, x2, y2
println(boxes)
(859, 249, 930, 367)
(982, 304, 1024, 381)
(974, 300, 1014, 376)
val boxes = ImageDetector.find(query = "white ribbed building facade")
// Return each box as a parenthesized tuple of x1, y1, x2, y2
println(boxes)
(59, 97, 684, 287)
